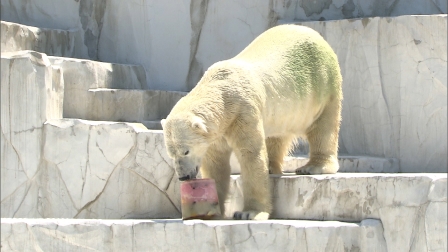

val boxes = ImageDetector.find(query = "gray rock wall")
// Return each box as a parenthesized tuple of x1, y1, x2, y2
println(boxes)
(2, 0, 446, 91)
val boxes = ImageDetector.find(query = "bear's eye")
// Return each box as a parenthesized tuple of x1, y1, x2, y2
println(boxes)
(184, 150, 189, 155)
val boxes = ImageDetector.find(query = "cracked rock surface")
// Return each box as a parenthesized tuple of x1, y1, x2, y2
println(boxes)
(1, 51, 64, 210)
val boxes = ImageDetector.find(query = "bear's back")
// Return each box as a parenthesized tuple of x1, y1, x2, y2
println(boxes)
(229, 25, 342, 136)
(231, 25, 341, 99)
(234, 25, 335, 65)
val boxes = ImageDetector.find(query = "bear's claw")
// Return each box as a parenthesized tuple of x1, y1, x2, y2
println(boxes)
(295, 168, 311, 175)
(233, 211, 269, 220)
(295, 165, 324, 175)
(295, 163, 339, 175)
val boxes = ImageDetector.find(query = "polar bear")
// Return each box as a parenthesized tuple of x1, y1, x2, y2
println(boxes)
(161, 24, 342, 220)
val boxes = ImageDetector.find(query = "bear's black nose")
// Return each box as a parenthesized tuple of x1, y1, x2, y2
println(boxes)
(179, 175, 191, 181)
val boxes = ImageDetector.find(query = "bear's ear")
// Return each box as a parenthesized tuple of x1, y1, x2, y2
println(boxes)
(161, 119, 167, 129)
(191, 116, 207, 133)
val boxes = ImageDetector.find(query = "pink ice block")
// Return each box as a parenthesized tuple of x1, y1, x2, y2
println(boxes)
(180, 178, 221, 220)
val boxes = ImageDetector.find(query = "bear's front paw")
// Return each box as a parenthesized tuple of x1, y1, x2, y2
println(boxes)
(295, 163, 338, 175)
(233, 211, 269, 220)
(295, 168, 310, 175)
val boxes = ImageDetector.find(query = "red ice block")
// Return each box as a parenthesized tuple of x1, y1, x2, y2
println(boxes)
(180, 178, 221, 220)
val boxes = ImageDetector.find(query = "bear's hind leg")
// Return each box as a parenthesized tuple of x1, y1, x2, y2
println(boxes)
(266, 136, 294, 174)
(296, 97, 341, 175)
(200, 138, 232, 217)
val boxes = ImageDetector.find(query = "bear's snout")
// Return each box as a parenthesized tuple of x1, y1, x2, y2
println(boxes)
(177, 166, 199, 181)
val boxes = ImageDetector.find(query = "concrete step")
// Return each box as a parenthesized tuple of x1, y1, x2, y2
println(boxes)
(1, 20, 88, 59)
(75, 88, 186, 122)
(0, 218, 386, 251)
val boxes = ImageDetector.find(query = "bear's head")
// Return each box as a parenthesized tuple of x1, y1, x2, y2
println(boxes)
(161, 114, 209, 181)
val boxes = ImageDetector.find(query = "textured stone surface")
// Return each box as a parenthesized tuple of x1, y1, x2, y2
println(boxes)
(295, 15, 447, 173)
(0, 121, 179, 219)
(2, 119, 181, 219)
(1, 21, 88, 59)
(0, 218, 386, 251)
(286, 15, 448, 173)
(1, 51, 64, 206)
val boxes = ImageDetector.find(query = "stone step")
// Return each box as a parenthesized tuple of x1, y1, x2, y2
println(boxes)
(1, 20, 88, 59)
(227, 173, 447, 219)
(0, 218, 386, 251)
(73, 88, 186, 122)
(225, 173, 447, 251)
(231, 154, 399, 174)
(48, 56, 151, 120)
(1, 50, 183, 122)
(48, 56, 147, 90)
(284, 155, 399, 173)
